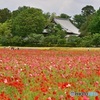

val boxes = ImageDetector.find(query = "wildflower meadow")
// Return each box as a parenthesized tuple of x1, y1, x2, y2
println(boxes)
(0, 48, 100, 100)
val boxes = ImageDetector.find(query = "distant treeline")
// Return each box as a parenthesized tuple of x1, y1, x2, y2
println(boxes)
(0, 5, 100, 47)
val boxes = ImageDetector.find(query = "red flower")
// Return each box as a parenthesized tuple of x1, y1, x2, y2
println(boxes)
(34, 95, 39, 100)
(97, 70, 100, 76)
(58, 82, 71, 89)
(95, 96, 99, 100)
(0, 92, 11, 100)
(41, 87, 48, 93)
(53, 90, 56, 95)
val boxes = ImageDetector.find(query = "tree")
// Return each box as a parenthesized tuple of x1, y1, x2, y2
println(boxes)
(79, 15, 94, 36)
(92, 33, 100, 47)
(59, 13, 70, 19)
(81, 5, 95, 17)
(43, 35, 59, 46)
(73, 5, 95, 29)
(0, 8, 11, 23)
(66, 36, 81, 47)
(49, 12, 56, 21)
(12, 6, 30, 18)
(12, 6, 46, 37)
(0, 20, 13, 46)
(57, 39, 66, 46)
(80, 35, 93, 47)
(44, 12, 51, 19)
(73, 14, 85, 28)
(10, 36, 22, 46)
(88, 9, 100, 34)
(0, 21, 12, 37)
(80, 8, 100, 36)
(27, 33, 44, 46)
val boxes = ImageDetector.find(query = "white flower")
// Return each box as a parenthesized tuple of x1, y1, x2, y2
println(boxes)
(66, 84, 71, 87)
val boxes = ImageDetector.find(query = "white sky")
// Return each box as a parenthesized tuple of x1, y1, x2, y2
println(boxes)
(0, 0, 100, 16)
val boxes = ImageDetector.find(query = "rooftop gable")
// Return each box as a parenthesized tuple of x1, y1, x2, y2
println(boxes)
(54, 18, 80, 35)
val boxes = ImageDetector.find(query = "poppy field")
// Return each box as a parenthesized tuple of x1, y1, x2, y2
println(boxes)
(0, 48, 100, 100)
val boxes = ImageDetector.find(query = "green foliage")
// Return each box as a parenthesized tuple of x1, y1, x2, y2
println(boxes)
(80, 9, 100, 36)
(43, 35, 59, 46)
(0, 20, 12, 46)
(92, 33, 100, 47)
(81, 5, 95, 17)
(66, 34, 100, 47)
(12, 6, 46, 37)
(21, 33, 45, 46)
(79, 34, 100, 47)
(80, 35, 93, 47)
(88, 10, 100, 34)
(0, 21, 12, 37)
(59, 13, 70, 19)
(79, 15, 94, 36)
(0, 8, 11, 23)
(73, 14, 85, 28)
(45, 23, 55, 33)
(66, 36, 81, 47)
(49, 12, 56, 21)
(73, 5, 95, 29)
(0, 5, 99, 47)
(12, 6, 30, 18)
(57, 39, 66, 46)
(42, 22, 66, 46)
(10, 36, 22, 46)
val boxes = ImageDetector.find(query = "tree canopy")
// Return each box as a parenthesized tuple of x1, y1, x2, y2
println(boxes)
(88, 9, 100, 34)
(0, 8, 11, 23)
(81, 5, 95, 17)
(80, 9, 100, 36)
(0, 5, 100, 47)
(73, 5, 95, 29)
(12, 6, 46, 37)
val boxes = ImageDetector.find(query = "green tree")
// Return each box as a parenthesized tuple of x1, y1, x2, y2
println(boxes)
(49, 12, 56, 21)
(73, 14, 85, 28)
(0, 36, 9, 46)
(12, 6, 30, 18)
(0, 20, 13, 46)
(92, 33, 100, 47)
(44, 12, 51, 20)
(0, 21, 12, 37)
(88, 10, 100, 34)
(0, 8, 11, 23)
(80, 9, 100, 36)
(10, 36, 22, 46)
(57, 39, 66, 46)
(12, 6, 46, 37)
(73, 5, 95, 29)
(66, 36, 81, 47)
(81, 5, 95, 17)
(80, 35, 93, 47)
(43, 35, 59, 46)
(59, 13, 70, 19)
(79, 15, 94, 36)
(28, 33, 44, 45)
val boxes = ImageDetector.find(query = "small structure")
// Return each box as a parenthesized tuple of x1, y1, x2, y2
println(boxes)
(43, 18, 80, 37)
(54, 18, 80, 37)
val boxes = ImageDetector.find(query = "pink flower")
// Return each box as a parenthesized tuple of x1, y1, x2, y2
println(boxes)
(4, 79, 8, 83)
(83, 96, 90, 100)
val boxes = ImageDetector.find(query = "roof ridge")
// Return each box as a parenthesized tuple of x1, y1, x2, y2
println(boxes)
(54, 18, 69, 20)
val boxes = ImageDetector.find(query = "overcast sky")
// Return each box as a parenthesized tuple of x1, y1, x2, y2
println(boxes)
(0, 0, 100, 16)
